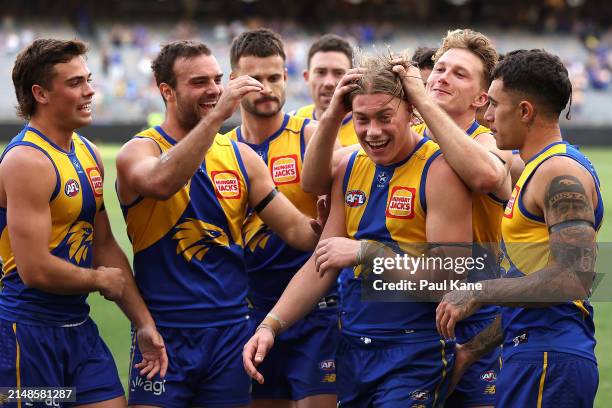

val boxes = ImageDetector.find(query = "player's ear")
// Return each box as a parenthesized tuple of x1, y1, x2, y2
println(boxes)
(472, 90, 488, 109)
(303, 69, 309, 82)
(31, 84, 49, 106)
(159, 83, 173, 103)
(518, 100, 535, 123)
(229, 71, 237, 80)
(284, 67, 288, 82)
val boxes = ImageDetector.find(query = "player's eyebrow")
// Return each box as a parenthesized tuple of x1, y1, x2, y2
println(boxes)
(66, 72, 92, 83)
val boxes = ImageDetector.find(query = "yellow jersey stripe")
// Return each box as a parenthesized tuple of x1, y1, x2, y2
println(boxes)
(433, 339, 448, 407)
(12, 322, 21, 408)
(536, 351, 548, 408)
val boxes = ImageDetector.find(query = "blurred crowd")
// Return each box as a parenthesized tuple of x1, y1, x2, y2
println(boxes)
(0, 15, 611, 125)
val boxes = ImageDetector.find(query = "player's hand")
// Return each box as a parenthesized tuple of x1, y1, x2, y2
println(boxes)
(95, 266, 126, 301)
(436, 290, 480, 339)
(135, 325, 168, 380)
(447, 343, 477, 395)
(243, 328, 275, 384)
(310, 195, 331, 235)
(391, 59, 428, 104)
(315, 237, 360, 276)
(213, 75, 264, 120)
(324, 68, 364, 120)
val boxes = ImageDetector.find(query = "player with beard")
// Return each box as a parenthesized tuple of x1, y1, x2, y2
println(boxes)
(116, 40, 325, 408)
(225, 29, 338, 408)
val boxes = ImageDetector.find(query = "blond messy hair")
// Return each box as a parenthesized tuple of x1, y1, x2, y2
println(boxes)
(346, 51, 410, 106)
(433, 29, 498, 88)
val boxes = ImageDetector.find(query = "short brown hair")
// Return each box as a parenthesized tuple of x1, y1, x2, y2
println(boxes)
(307, 34, 353, 69)
(12, 38, 88, 119)
(230, 28, 285, 69)
(151, 40, 212, 96)
(433, 29, 498, 88)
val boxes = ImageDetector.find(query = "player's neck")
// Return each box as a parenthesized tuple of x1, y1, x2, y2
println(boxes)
(425, 111, 476, 141)
(239, 111, 285, 144)
(159, 114, 188, 142)
(519, 122, 563, 163)
(28, 116, 74, 152)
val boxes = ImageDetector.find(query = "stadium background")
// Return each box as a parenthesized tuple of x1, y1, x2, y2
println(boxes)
(0, 0, 611, 404)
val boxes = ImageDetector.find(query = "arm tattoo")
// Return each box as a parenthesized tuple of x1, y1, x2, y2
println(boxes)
(463, 315, 503, 358)
(546, 174, 596, 278)
(476, 174, 598, 307)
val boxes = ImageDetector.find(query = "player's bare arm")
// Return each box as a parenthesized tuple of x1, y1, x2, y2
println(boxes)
(243, 155, 350, 384)
(89, 143, 168, 380)
(394, 61, 512, 197)
(0, 146, 123, 296)
(238, 142, 324, 251)
(301, 69, 362, 195)
(449, 315, 503, 392)
(436, 156, 597, 339)
(116, 75, 263, 202)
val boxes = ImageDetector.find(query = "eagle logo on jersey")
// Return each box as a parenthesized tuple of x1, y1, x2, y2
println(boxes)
(66, 221, 94, 264)
(173, 218, 230, 262)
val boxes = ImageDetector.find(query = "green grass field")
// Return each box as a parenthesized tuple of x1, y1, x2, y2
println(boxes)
(89, 144, 612, 405)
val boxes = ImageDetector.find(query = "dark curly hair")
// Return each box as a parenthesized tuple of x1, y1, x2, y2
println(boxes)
(492, 49, 572, 119)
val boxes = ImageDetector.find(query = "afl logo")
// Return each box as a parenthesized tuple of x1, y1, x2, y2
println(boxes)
(319, 360, 335, 371)
(64, 179, 80, 197)
(480, 370, 497, 382)
(345, 190, 366, 207)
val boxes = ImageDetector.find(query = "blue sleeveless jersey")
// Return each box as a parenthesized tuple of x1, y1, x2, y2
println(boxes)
(122, 127, 251, 327)
(0, 126, 104, 326)
(500, 141, 603, 362)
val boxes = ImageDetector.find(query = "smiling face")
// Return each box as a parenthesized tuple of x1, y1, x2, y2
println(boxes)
(352, 93, 414, 165)
(43, 56, 95, 130)
(304, 51, 351, 116)
(169, 54, 223, 131)
(233, 55, 287, 118)
(426, 48, 488, 118)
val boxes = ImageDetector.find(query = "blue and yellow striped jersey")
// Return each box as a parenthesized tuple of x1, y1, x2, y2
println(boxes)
(500, 141, 603, 362)
(340, 138, 442, 342)
(226, 114, 321, 308)
(0, 126, 103, 325)
(293, 103, 358, 147)
(414, 121, 503, 321)
(122, 126, 251, 327)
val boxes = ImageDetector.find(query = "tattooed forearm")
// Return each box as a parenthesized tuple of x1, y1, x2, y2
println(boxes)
(462, 315, 503, 359)
(475, 173, 597, 307)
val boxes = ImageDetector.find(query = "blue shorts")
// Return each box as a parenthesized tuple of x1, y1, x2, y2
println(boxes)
(0, 317, 124, 407)
(445, 317, 500, 407)
(128, 319, 253, 408)
(336, 335, 454, 408)
(496, 351, 598, 408)
(250, 306, 338, 400)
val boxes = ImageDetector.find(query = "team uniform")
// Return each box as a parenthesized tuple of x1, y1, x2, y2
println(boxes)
(293, 103, 358, 146)
(414, 121, 503, 407)
(0, 126, 124, 405)
(123, 126, 252, 407)
(226, 113, 339, 400)
(338, 138, 453, 407)
(498, 141, 603, 408)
